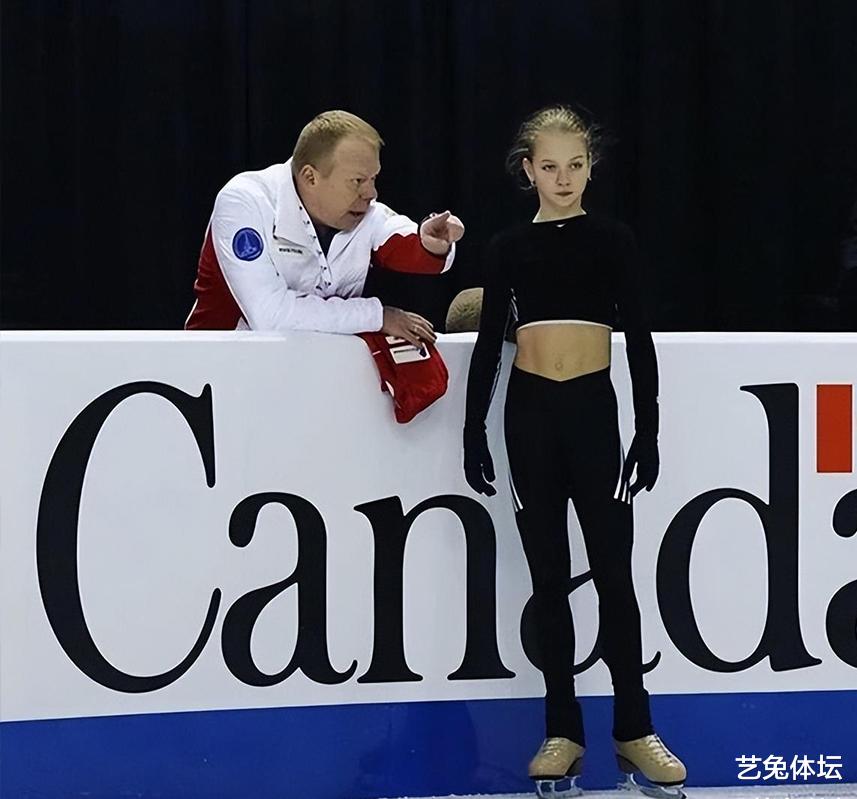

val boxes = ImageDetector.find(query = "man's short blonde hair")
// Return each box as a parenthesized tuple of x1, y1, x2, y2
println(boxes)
(292, 110, 384, 175)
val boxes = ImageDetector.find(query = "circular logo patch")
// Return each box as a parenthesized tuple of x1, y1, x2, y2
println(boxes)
(232, 228, 264, 261)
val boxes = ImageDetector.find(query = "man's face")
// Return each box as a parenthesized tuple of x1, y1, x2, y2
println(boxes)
(301, 135, 381, 231)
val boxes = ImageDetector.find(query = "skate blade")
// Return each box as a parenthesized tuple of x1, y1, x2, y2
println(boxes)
(535, 776, 583, 798)
(617, 773, 686, 799)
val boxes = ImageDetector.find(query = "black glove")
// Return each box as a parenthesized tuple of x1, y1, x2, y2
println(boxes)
(621, 430, 659, 496)
(463, 424, 496, 496)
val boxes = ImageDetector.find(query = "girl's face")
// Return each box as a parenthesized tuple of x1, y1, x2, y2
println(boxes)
(523, 130, 590, 216)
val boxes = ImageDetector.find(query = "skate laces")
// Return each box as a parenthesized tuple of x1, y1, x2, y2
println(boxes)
(644, 734, 677, 766)
(541, 738, 569, 758)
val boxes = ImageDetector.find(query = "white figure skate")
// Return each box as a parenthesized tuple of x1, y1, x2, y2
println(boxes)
(529, 737, 585, 798)
(615, 733, 687, 798)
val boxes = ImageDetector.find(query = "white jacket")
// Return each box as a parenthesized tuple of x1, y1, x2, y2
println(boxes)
(186, 160, 454, 333)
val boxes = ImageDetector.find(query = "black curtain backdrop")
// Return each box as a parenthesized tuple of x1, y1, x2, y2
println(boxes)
(2, 1, 856, 331)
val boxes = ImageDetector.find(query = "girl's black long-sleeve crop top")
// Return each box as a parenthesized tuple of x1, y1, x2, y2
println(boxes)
(464, 213, 659, 436)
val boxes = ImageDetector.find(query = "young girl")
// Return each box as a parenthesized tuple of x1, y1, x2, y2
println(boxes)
(463, 106, 686, 799)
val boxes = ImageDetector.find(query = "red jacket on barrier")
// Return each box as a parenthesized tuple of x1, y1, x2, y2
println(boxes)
(358, 333, 449, 423)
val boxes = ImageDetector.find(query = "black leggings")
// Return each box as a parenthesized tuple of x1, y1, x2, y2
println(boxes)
(504, 366, 653, 746)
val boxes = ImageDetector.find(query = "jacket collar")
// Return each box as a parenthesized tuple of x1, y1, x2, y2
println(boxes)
(273, 159, 313, 246)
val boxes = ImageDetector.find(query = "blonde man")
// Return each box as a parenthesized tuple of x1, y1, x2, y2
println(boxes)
(186, 110, 463, 348)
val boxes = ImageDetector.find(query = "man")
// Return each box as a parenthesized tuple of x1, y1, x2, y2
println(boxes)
(185, 110, 464, 349)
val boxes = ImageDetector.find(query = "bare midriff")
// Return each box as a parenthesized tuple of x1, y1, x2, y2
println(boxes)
(514, 321, 611, 380)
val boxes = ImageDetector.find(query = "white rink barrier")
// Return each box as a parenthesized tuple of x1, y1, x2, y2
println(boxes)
(1, 330, 856, 798)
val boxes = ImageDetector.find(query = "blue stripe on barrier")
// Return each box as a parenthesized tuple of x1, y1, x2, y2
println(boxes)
(1, 690, 855, 798)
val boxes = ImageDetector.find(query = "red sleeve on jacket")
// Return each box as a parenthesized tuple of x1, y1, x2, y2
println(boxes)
(371, 232, 447, 274)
